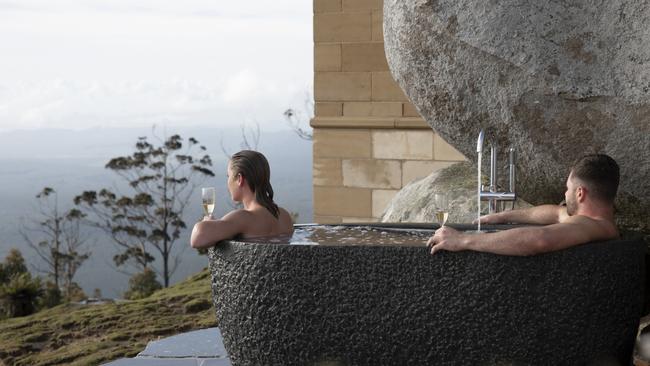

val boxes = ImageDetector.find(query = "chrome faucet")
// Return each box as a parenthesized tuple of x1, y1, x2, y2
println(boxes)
(477, 130, 516, 214)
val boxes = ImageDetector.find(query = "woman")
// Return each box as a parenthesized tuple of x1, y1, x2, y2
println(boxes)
(190, 150, 294, 249)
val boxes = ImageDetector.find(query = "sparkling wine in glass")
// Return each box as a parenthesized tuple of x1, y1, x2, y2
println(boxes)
(434, 193, 449, 226)
(202, 187, 216, 218)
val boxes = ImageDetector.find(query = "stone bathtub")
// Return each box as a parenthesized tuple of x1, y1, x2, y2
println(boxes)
(207, 224, 645, 366)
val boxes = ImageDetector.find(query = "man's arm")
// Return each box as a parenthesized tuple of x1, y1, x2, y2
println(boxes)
(429, 216, 614, 256)
(475, 204, 568, 225)
(190, 210, 249, 249)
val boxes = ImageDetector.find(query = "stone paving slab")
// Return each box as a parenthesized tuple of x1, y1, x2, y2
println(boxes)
(138, 328, 228, 358)
(103, 358, 201, 366)
(102, 328, 231, 366)
(103, 358, 232, 366)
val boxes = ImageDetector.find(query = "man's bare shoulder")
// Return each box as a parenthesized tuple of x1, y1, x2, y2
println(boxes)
(560, 214, 619, 240)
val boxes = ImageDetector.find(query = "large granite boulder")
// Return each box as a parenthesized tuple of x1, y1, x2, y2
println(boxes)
(381, 162, 531, 223)
(383, 0, 650, 234)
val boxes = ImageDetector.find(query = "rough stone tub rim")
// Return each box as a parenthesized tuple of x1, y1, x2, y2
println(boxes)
(219, 222, 543, 248)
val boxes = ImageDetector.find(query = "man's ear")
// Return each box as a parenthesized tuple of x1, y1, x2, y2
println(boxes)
(576, 186, 586, 202)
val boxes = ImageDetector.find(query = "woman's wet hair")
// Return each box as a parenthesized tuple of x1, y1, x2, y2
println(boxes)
(571, 154, 620, 203)
(229, 150, 279, 218)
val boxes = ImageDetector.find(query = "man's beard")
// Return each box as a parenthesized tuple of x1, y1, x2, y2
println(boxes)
(566, 194, 577, 216)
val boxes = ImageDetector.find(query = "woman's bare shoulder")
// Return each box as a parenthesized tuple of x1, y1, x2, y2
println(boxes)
(278, 206, 294, 219)
(277, 207, 295, 233)
(221, 208, 254, 222)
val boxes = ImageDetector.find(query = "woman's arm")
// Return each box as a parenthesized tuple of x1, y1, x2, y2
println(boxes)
(190, 210, 250, 249)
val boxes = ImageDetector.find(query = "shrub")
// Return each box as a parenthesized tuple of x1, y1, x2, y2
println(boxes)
(0, 273, 43, 317)
(39, 281, 62, 309)
(0, 248, 28, 283)
(64, 282, 87, 302)
(123, 268, 162, 300)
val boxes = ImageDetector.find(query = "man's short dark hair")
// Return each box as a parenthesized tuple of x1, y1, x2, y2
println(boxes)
(571, 154, 620, 203)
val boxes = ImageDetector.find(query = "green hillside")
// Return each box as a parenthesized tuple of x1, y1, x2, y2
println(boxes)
(0, 268, 216, 366)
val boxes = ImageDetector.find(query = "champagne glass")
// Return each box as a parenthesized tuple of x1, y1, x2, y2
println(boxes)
(434, 192, 449, 227)
(202, 187, 216, 218)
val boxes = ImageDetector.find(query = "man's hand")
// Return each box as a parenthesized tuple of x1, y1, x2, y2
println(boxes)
(427, 226, 468, 255)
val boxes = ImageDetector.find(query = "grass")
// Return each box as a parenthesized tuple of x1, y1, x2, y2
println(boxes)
(0, 268, 216, 366)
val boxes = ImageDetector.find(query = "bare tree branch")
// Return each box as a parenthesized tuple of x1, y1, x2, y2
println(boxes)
(19, 188, 90, 298)
(283, 91, 314, 141)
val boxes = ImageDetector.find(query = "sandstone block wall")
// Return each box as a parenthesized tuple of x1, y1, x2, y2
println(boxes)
(312, 0, 465, 223)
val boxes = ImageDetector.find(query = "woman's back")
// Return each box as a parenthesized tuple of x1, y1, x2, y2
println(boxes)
(238, 206, 294, 239)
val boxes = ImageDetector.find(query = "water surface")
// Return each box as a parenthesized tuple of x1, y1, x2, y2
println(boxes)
(244, 225, 435, 246)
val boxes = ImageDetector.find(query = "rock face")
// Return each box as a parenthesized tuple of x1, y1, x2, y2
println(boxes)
(381, 162, 530, 223)
(383, 0, 650, 233)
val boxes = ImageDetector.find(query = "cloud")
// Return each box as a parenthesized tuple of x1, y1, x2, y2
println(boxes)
(221, 70, 259, 104)
(0, 0, 309, 20)
(0, 0, 313, 132)
(0, 76, 312, 131)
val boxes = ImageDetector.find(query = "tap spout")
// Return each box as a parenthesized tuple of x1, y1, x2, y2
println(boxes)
(477, 129, 485, 153)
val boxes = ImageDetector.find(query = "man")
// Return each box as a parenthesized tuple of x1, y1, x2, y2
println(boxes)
(427, 154, 620, 256)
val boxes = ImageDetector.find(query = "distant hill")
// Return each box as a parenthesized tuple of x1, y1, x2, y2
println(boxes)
(0, 126, 312, 298)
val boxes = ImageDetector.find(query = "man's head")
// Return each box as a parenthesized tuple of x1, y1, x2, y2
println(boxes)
(565, 154, 620, 215)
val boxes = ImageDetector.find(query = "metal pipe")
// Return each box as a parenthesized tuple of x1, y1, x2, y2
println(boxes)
(476, 130, 516, 215)
(509, 147, 516, 194)
(489, 145, 498, 213)
(490, 145, 497, 192)
(477, 130, 485, 153)
(479, 192, 516, 200)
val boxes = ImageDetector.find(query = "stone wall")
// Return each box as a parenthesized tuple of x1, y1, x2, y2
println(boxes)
(312, 0, 465, 224)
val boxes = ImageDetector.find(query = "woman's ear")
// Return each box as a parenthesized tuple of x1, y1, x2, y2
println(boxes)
(237, 173, 245, 187)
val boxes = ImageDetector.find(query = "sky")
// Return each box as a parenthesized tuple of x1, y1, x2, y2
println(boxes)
(0, 0, 313, 132)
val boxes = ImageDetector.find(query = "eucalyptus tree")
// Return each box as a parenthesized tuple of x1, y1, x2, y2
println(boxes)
(74, 134, 214, 287)
(19, 187, 89, 295)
